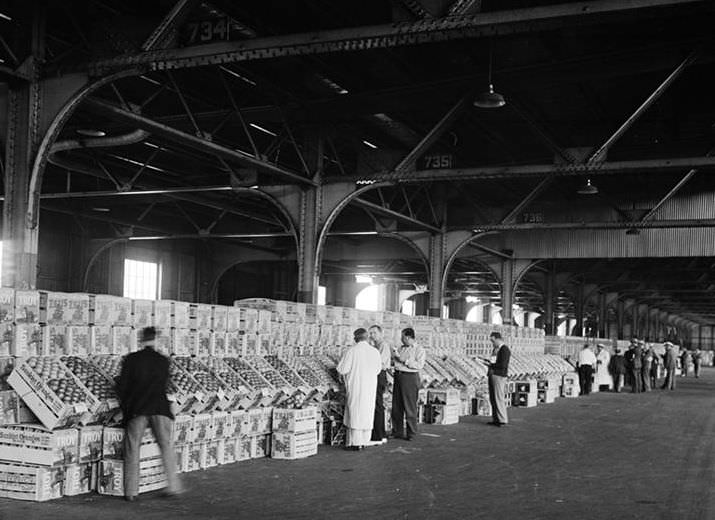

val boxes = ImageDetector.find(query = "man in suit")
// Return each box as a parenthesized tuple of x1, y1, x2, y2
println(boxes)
(661, 342, 678, 390)
(486, 332, 511, 427)
(117, 326, 182, 502)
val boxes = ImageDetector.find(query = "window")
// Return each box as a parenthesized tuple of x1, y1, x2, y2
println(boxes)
(317, 286, 326, 306)
(123, 259, 161, 300)
(401, 299, 415, 317)
(355, 285, 380, 312)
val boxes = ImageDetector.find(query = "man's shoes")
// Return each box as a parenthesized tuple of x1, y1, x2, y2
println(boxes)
(381, 438, 388, 444)
(388, 432, 403, 439)
(124, 495, 138, 502)
(403, 436, 413, 441)
(488, 421, 506, 427)
(365, 440, 383, 447)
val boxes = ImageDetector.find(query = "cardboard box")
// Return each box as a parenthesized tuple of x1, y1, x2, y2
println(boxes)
(426, 388, 461, 405)
(97, 457, 166, 496)
(189, 413, 215, 443)
(111, 326, 136, 354)
(12, 324, 42, 357)
(41, 325, 66, 356)
(79, 425, 104, 463)
(131, 299, 153, 328)
(0, 462, 65, 501)
(195, 304, 212, 330)
(171, 328, 194, 356)
(173, 414, 193, 445)
(512, 392, 538, 407)
(247, 407, 273, 435)
(272, 407, 317, 433)
(0, 390, 20, 425)
(197, 329, 211, 357)
(537, 389, 557, 404)
(45, 292, 90, 325)
(0, 288, 14, 323)
(271, 430, 318, 460)
(201, 440, 220, 468)
(152, 300, 173, 328)
(424, 404, 460, 425)
(173, 301, 191, 329)
(66, 326, 91, 356)
(218, 437, 238, 465)
(14, 290, 41, 324)
(0, 425, 79, 466)
(251, 434, 271, 458)
(212, 332, 227, 358)
(227, 308, 241, 331)
(211, 411, 235, 439)
(92, 295, 132, 326)
(0, 323, 11, 356)
(182, 443, 203, 473)
(90, 326, 111, 355)
(8, 359, 98, 430)
(515, 380, 538, 394)
(63, 462, 97, 496)
(101, 427, 160, 460)
(212, 306, 228, 332)
(225, 332, 242, 357)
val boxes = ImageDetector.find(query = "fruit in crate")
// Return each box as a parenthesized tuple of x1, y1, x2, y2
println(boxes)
(26, 357, 92, 405)
(204, 358, 247, 390)
(61, 356, 117, 401)
(223, 358, 271, 389)
(91, 356, 123, 379)
(173, 357, 225, 392)
(168, 362, 202, 394)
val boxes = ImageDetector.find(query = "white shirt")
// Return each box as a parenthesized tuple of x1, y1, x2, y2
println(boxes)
(336, 340, 382, 430)
(578, 348, 597, 366)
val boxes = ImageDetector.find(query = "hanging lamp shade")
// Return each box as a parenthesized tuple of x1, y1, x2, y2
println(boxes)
(474, 42, 506, 109)
(474, 84, 506, 108)
(577, 178, 598, 195)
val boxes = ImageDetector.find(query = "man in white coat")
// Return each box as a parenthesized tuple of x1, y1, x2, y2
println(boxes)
(337, 328, 382, 450)
(594, 343, 612, 391)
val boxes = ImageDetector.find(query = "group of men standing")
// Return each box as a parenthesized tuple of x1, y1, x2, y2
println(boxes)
(576, 339, 702, 395)
(337, 325, 426, 449)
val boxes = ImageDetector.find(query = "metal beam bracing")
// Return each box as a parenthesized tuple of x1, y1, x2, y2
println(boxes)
(468, 218, 715, 231)
(393, 91, 474, 175)
(37, 185, 235, 199)
(467, 242, 513, 259)
(352, 197, 441, 233)
(499, 175, 555, 224)
(88, 0, 704, 74)
(84, 98, 317, 186)
(349, 156, 715, 183)
(141, 0, 201, 51)
(640, 148, 715, 222)
(587, 48, 698, 163)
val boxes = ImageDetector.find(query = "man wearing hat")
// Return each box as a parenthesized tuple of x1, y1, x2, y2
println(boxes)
(661, 342, 678, 390)
(608, 348, 626, 392)
(117, 326, 182, 501)
(594, 344, 612, 391)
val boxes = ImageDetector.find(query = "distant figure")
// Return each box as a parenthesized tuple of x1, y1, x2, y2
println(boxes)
(624, 340, 636, 388)
(368, 324, 391, 445)
(649, 346, 661, 389)
(486, 332, 511, 427)
(641, 344, 654, 392)
(594, 344, 612, 391)
(692, 348, 702, 378)
(337, 328, 382, 450)
(630, 341, 643, 393)
(117, 326, 182, 502)
(662, 342, 678, 390)
(681, 349, 692, 377)
(577, 344, 596, 396)
(608, 348, 626, 393)
(390, 328, 426, 441)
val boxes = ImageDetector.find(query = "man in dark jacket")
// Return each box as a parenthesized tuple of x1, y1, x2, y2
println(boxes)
(117, 326, 182, 501)
(486, 332, 511, 427)
(661, 342, 678, 390)
(630, 341, 643, 393)
(608, 348, 626, 392)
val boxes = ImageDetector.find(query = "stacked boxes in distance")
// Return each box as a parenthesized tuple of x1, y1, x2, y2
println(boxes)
(0, 292, 577, 501)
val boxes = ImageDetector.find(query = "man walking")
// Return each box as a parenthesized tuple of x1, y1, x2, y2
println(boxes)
(692, 347, 702, 378)
(337, 328, 382, 450)
(486, 332, 511, 427)
(390, 328, 425, 441)
(662, 342, 678, 390)
(577, 344, 596, 396)
(608, 348, 626, 392)
(117, 326, 182, 502)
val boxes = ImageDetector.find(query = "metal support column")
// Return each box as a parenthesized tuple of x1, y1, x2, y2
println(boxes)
(500, 258, 515, 325)
(574, 284, 584, 337)
(617, 300, 625, 339)
(543, 268, 555, 335)
(296, 136, 323, 304)
(598, 292, 607, 338)
(428, 232, 446, 317)
(2, 11, 43, 289)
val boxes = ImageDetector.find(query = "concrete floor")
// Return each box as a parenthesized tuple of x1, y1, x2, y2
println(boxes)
(1, 369, 714, 520)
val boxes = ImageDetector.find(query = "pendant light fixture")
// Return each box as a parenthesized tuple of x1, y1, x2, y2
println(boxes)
(577, 178, 599, 195)
(474, 41, 506, 109)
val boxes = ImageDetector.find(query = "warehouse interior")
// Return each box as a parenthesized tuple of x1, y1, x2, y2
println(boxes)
(1, 0, 715, 518)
